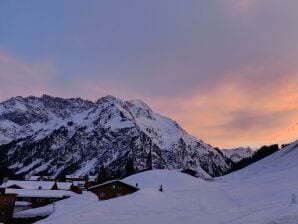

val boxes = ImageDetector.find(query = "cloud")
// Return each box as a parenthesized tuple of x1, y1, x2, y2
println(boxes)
(0, 51, 50, 100)
(152, 75, 298, 148)
(1, 1, 298, 148)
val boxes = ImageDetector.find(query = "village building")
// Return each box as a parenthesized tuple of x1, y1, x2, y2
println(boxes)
(65, 175, 88, 182)
(65, 175, 97, 190)
(28, 175, 55, 181)
(1, 180, 81, 193)
(88, 180, 138, 200)
(1, 180, 57, 190)
(5, 188, 76, 208)
(0, 189, 17, 224)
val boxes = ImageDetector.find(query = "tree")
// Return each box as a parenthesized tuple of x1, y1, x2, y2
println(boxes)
(97, 165, 107, 184)
(146, 149, 153, 170)
(125, 159, 135, 175)
(0, 161, 15, 184)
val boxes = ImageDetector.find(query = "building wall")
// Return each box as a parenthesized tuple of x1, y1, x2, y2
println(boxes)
(16, 196, 68, 208)
(90, 182, 138, 200)
(0, 194, 16, 224)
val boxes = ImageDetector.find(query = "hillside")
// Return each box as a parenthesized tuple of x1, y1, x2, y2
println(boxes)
(36, 141, 298, 224)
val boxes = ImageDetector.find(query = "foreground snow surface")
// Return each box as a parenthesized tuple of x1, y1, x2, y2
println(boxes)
(37, 142, 298, 224)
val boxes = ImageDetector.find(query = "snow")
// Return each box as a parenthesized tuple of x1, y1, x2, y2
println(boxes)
(15, 201, 32, 206)
(36, 141, 298, 224)
(14, 204, 54, 218)
(5, 188, 76, 198)
(28, 176, 41, 181)
(74, 158, 98, 176)
(0, 95, 229, 178)
(56, 182, 73, 190)
(1, 180, 56, 190)
(16, 160, 42, 174)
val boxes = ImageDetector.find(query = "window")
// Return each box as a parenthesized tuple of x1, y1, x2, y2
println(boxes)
(50, 199, 58, 203)
(37, 198, 45, 203)
(99, 192, 106, 199)
(22, 198, 31, 202)
(112, 184, 116, 189)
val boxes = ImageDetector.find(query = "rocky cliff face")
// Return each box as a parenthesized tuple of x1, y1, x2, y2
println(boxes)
(0, 95, 231, 179)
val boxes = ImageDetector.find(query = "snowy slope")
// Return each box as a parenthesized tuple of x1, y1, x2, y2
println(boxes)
(223, 140, 298, 180)
(0, 95, 230, 178)
(36, 141, 298, 224)
(221, 147, 255, 162)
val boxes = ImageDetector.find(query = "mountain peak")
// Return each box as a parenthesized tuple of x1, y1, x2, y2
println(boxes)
(126, 99, 152, 111)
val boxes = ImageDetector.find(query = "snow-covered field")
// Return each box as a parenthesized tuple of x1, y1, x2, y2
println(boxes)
(36, 141, 298, 224)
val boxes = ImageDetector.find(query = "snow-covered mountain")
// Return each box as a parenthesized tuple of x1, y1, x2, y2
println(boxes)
(221, 147, 254, 162)
(0, 95, 231, 178)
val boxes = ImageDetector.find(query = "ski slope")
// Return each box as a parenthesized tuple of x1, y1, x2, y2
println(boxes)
(37, 141, 298, 224)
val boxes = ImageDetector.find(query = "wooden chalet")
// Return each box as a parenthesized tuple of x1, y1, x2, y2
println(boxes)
(88, 180, 138, 200)
(0, 180, 80, 209)
(1, 180, 57, 190)
(28, 175, 55, 181)
(5, 188, 76, 208)
(0, 189, 16, 224)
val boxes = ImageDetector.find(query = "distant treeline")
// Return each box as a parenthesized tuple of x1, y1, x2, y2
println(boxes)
(224, 144, 281, 174)
(0, 161, 18, 184)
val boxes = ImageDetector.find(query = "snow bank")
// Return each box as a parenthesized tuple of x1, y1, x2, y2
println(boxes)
(37, 142, 298, 224)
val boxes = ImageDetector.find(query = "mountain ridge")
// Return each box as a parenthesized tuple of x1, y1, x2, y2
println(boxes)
(0, 95, 231, 179)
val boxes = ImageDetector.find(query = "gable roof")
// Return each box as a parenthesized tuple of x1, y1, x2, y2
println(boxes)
(88, 180, 138, 191)
(28, 176, 40, 181)
(27, 175, 54, 181)
(1, 180, 56, 190)
(5, 188, 76, 198)
(56, 182, 73, 190)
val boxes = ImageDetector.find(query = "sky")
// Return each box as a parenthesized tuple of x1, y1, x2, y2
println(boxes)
(0, 0, 298, 148)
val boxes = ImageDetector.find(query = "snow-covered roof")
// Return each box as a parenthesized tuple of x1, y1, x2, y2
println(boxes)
(88, 180, 138, 191)
(56, 182, 73, 190)
(88, 176, 97, 182)
(28, 175, 54, 181)
(28, 176, 40, 181)
(14, 203, 54, 218)
(65, 175, 87, 179)
(5, 188, 76, 198)
(1, 180, 56, 190)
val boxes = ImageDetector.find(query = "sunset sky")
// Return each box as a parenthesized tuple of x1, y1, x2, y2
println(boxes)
(1, 0, 298, 148)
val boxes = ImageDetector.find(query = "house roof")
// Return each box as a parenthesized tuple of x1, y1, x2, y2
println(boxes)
(1, 180, 56, 190)
(28, 175, 54, 181)
(65, 175, 87, 179)
(88, 180, 138, 191)
(5, 188, 76, 199)
(28, 176, 40, 181)
(56, 182, 73, 190)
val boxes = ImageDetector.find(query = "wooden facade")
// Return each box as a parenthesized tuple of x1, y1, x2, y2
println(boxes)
(88, 180, 138, 200)
(0, 193, 16, 224)
(16, 195, 69, 208)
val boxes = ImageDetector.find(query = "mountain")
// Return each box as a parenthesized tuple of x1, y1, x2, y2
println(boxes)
(0, 95, 231, 179)
(221, 147, 254, 162)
